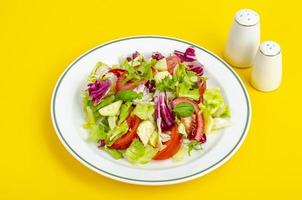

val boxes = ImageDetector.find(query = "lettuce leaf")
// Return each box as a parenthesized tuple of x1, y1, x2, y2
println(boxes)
(95, 95, 115, 110)
(187, 141, 202, 155)
(124, 139, 158, 164)
(137, 145, 158, 164)
(87, 61, 109, 83)
(104, 146, 123, 159)
(175, 64, 200, 100)
(107, 121, 129, 145)
(202, 88, 231, 118)
(87, 124, 107, 142)
(178, 82, 200, 100)
(118, 102, 132, 124)
(199, 88, 231, 134)
(173, 146, 187, 162)
(124, 139, 145, 163)
(132, 103, 155, 120)
(115, 90, 143, 102)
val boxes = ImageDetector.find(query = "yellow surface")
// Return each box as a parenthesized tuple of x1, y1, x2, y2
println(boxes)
(1, 0, 301, 199)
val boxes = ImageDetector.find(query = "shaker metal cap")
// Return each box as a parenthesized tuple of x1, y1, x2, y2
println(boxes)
(235, 9, 260, 26)
(260, 41, 281, 56)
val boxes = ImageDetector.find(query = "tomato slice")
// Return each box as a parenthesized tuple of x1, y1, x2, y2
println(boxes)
(153, 125, 182, 160)
(151, 67, 157, 76)
(173, 97, 206, 143)
(199, 80, 206, 103)
(115, 73, 147, 92)
(166, 56, 181, 74)
(110, 115, 141, 149)
(108, 68, 126, 78)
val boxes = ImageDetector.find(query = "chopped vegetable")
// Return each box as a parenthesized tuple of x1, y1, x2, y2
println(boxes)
(115, 90, 143, 102)
(132, 103, 155, 120)
(107, 121, 129, 144)
(173, 102, 195, 117)
(118, 102, 132, 124)
(156, 75, 177, 92)
(103, 146, 123, 159)
(98, 100, 123, 116)
(108, 116, 117, 130)
(173, 146, 187, 162)
(149, 131, 158, 147)
(124, 139, 158, 164)
(155, 92, 175, 131)
(110, 115, 141, 149)
(187, 140, 202, 155)
(87, 124, 107, 142)
(95, 95, 115, 110)
(87, 79, 112, 105)
(154, 58, 168, 71)
(154, 71, 172, 84)
(137, 120, 155, 146)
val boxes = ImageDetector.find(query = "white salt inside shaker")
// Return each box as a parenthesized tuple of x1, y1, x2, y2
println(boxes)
(224, 9, 260, 68)
(251, 41, 282, 92)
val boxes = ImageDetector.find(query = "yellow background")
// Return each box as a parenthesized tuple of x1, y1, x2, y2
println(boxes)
(1, 0, 301, 199)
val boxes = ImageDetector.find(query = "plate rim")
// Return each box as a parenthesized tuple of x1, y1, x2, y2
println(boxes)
(50, 35, 251, 185)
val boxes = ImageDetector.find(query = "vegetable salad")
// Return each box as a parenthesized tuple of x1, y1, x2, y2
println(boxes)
(82, 47, 231, 164)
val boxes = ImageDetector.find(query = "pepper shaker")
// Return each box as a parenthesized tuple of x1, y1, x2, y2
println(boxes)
(251, 41, 282, 92)
(224, 9, 260, 68)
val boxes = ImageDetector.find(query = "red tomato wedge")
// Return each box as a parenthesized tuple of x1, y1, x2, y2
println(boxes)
(108, 68, 126, 77)
(166, 56, 181, 74)
(110, 115, 141, 149)
(115, 73, 147, 92)
(173, 97, 206, 143)
(199, 80, 206, 103)
(153, 125, 182, 160)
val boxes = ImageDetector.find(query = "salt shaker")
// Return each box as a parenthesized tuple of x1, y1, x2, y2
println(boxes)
(251, 41, 282, 92)
(224, 9, 260, 68)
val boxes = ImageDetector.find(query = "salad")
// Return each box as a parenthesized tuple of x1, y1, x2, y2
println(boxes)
(82, 47, 231, 164)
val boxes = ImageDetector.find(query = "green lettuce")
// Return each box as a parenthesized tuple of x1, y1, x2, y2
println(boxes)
(200, 88, 231, 134)
(202, 88, 231, 118)
(95, 95, 115, 110)
(132, 103, 155, 120)
(173, 146, 187, 162)
(187, 141, 202, 155)
(87, 124, 107, 142)
(175, 64, 200, 100)
(118, 102, 132, 124)
(88, 61, 108, 83)
(107, 121, 129, 145)
(124, 139, 158, 164)
(178, 82, 200, 101)
(104, 146, 123, 159)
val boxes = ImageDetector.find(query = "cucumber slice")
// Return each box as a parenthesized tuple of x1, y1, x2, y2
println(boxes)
(154, 58, 167, 71)
(149, 131, 158, 147)
(98, 100, 122, 116)
(137, 120, 155, 146)
(108, 116, 117, 130)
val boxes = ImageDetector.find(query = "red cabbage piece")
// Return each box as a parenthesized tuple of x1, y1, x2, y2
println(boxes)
(87, 79, 111, 105)
(187, 61, 204, 76)
(144, 80, 156, 93)
(155, 92, 175, 132)
(174, 47, 204, 76)
(126, 51, 140, 62)
(132, 51, 140, 59)
(174, 47, 196, 62)
(152, 52, 164, 60)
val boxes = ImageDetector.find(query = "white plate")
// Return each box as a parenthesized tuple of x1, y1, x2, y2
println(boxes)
(51, 36, 251, 185)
